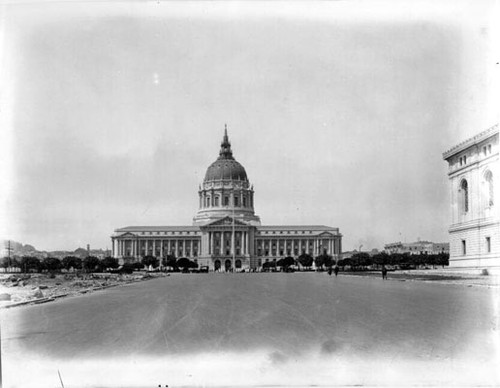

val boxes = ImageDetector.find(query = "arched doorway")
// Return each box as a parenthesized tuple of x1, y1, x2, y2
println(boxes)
(214, 259, 221, 272)
(235, 259, 242, 269)
(225, 259, 232, 272)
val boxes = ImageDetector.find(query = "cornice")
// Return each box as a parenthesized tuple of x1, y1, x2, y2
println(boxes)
(443, 124, 498, 160)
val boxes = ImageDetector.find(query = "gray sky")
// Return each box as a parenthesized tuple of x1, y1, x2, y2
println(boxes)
(0, 1, 498, 252)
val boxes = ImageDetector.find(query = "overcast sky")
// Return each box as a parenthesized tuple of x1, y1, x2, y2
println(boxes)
(0, 1, 498, 252)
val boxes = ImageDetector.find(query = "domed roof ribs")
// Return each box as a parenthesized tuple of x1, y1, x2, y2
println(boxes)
(219, 124, 234, 160)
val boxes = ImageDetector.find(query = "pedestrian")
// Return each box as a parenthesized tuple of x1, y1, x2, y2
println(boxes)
(382, 265, 387, 280)
(328, 267, 332, 276)
(334, 265, 339, 277)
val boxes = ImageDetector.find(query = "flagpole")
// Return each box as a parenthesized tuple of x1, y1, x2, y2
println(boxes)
(232, 189, 235, 271)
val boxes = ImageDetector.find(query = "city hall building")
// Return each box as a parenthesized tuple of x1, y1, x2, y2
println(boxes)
(111, 128, 342, 271)
(442, 124, 499, 268)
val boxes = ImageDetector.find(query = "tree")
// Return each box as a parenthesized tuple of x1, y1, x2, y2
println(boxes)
(141, 255, 159, 269)
(162, 255, 178, 271)
(42, 257, 62, 272)
(20, 256, 41, 272)
(62, 256, 82, 271)
(83, 256, 100, 272)
(120, 263, 135, 274)
(297, 253, 313, 270)
(436, 253, 449, 268)
(283, 256, 295, 268)
(262, 261, 276, 270)
(133, 261, 144, 270)
(102, 256, 119, 271)
(176, 257, 192, 271)
(372, 252, 389, 268)
(0, 257, 10, 269)
(314, 255, 326, 270)
(351, 252, 371, 269)
(316, 253, 333, 269)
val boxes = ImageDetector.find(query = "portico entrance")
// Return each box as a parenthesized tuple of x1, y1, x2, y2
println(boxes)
(224, 259, 232, 272)
(214, 259, 221, 271)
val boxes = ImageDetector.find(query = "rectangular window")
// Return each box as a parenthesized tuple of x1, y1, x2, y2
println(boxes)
(459, 157, 462, 166)
(486, 237, 491, 253)
(488, 144, 492, 154)
(243, 197, 247, 207)
(224, 196, 229, 206)
(483, 146, 487, 156)
(463, 155, 467, 164)
(234, 196, 239, 206)
(462, 240, 466, 255)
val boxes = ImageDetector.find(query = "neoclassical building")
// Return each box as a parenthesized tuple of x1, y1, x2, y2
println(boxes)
(442, 124, 499, 267)
(111, 128, 342, 271)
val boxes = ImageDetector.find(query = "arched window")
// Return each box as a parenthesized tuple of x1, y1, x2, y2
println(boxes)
(460, 179, 469, 213)
(214, 196, 219, 206)
(485, 171, 494, 207)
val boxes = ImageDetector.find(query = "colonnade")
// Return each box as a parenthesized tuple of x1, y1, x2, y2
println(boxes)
(113, 238, 200, 258)
(113, 235, 341, 259)
(255, 237, 341, 257)
(207, 230, 250, 255)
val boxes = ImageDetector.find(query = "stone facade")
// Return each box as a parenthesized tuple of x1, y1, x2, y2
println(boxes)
(442, 124, 499, 267)
(111, 128, 342, 271)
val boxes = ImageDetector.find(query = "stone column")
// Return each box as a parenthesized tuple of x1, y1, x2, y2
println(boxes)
(190, 240, 193, 257)
(220, 232, 224, 255)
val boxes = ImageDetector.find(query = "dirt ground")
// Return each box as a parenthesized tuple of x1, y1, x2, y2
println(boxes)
(0, 271, 166, 308)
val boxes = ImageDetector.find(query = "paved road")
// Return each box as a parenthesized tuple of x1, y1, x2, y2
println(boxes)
(2, 273, 499, 387)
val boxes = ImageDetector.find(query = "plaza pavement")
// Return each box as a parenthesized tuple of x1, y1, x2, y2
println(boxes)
(1, 272, 499, 387)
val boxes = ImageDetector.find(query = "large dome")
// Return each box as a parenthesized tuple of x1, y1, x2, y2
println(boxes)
(204, 159, 248, 182)
(204, 128, 248, 182)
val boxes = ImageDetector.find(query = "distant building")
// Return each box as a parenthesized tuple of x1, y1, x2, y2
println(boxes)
(384, 241, 449, 255)
(112, 128, 342, 271)
(442, 124, 499, 267)
(340, 249, 380, 260)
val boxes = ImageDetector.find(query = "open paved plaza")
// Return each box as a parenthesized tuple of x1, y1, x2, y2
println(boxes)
(1, 273, 499, 387)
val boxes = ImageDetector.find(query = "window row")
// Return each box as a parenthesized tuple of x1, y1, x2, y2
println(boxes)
(461, 237, 491, 255)
(458, 144, 492, 168)
(201, 194, 252, 208)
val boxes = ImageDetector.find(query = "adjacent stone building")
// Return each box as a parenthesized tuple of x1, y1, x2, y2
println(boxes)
(111, 128, 342, 271)
(442, 124, 499, 267)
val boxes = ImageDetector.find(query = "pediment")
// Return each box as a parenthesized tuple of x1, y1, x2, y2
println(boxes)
(205, 217, 249, 227)
(318, 232, 334, 238)
(116, 232, 138, 238)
